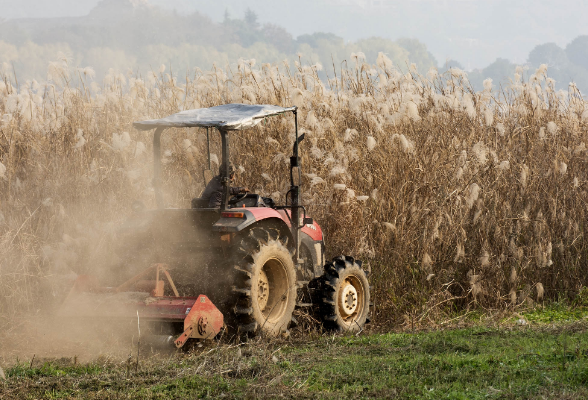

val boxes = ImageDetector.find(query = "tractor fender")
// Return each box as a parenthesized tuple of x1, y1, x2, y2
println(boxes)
(212, 208, 323, 270)
(212, 208, 293, 242)
(300, 232, 325, 277)
(212, 209, 256, 233)
(276, 209, 324, 242)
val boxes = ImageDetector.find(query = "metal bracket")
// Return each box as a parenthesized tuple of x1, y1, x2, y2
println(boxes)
(114, 263, 179, 297)
(174, 295, 224, 348)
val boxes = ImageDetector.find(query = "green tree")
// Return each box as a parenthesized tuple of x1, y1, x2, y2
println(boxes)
(482, 58, 516, 81)
(396, 38, 438, 72)
(466, 58, 516, 92)
(439, 59, 464, 72)
(297, 32, 344, 49)
(262, 23, 294, 54)
(352, 37, 409, 69)
(528, 43, 568, 69)
(244, 8, 259, 29)
(566, 35, 588, 69)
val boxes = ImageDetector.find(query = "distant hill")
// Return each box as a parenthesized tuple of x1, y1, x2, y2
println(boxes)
(1, 0, 588, 95)
(0, 0, 438, 82)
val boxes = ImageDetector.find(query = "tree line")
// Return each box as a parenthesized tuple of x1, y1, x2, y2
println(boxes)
(1, 0, 587, 94)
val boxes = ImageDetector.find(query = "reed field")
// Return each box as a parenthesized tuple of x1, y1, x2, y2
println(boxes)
(1, 53, 588, 328)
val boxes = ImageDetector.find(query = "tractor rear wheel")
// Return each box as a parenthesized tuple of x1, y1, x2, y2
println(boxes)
(316, 256, 370, 332)
(231, 228, 297, 336)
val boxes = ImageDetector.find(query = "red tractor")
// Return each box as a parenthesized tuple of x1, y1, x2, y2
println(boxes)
(62, 104, 370, 345)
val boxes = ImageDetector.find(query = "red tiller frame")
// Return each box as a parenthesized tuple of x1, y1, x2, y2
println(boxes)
(63, 264, 224, 348)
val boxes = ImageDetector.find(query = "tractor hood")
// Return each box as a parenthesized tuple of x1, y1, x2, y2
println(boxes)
(133, 103, 296, 131)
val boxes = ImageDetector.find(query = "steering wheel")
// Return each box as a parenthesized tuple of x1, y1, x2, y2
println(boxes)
(228, 193, 248, 205)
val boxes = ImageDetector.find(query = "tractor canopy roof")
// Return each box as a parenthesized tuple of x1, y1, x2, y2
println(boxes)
(133, 103, 296, 131)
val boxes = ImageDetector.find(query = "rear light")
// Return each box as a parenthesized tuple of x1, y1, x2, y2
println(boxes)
(221, 212, 245, 218)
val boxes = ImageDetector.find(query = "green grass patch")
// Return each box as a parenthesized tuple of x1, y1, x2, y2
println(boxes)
(8, 361, 107, 378)
(523, 305, 588, 324)
(3, 324, 588, 399)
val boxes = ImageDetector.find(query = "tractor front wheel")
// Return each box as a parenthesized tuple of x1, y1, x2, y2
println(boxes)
(231, 228, 297, 337)
(316, 256, 370, 332)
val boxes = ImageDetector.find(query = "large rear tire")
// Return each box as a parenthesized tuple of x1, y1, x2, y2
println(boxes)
(316, 256, 370, 332)
(231, 228, 297, 336)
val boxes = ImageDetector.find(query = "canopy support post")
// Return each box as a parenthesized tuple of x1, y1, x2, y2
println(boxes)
(206, 127, 211, 170)
(220, 129, 230, 211)
(291, 108, 302, 267)
(153, 127, 165, 209)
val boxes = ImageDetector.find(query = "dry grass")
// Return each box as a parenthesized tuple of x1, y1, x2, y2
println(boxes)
(1, 56, 588, 327)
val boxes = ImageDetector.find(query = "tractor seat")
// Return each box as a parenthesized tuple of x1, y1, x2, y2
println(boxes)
(191, 197, 210, 208)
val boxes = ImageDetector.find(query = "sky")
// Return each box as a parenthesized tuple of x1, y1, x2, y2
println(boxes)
(1, 0, 587, 69)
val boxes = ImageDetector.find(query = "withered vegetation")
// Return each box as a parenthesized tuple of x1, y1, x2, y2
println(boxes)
(1, 55, 588, 329)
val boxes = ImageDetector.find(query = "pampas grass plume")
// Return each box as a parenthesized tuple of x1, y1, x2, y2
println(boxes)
(406, 101, 420, 121)
(310, 176, 325, 186)
(466, 183, 480, 209)
(367, 136, 377, 151)
(383, 222, 396, 231)
(290, 88, 304, 107)
(112, 132, 131, 152)
(496, 123, 506, 136)
(536, 283, 544, 301)
(455, 167, 464, 180)
(344, 128, 357, 142)
(330, 165, 346, 176)
(74, 129, 86, 149)
(392, 134, 415, 153)
(484, 109, 494, 126)
(520, 165, 529, 188)
(376, 52, 393, 70)
(422, 253, 433, 271)
(479, 250, 490, 267)
(498, 161, 510, 171)
(483, 78, 493, 91)
(82, 67, 96, 80)
(454, 242, 465, 262)
(472, 141, 488, 165)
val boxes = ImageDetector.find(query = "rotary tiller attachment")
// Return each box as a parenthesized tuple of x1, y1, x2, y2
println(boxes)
(58, 263, 224, 349)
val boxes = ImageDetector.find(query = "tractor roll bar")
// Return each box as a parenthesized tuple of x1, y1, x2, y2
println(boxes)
(153, 126, 165, 209)
(140, 104, 303, 267)
(220, 130, 230, 211)
(290, 109, 303, 266)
